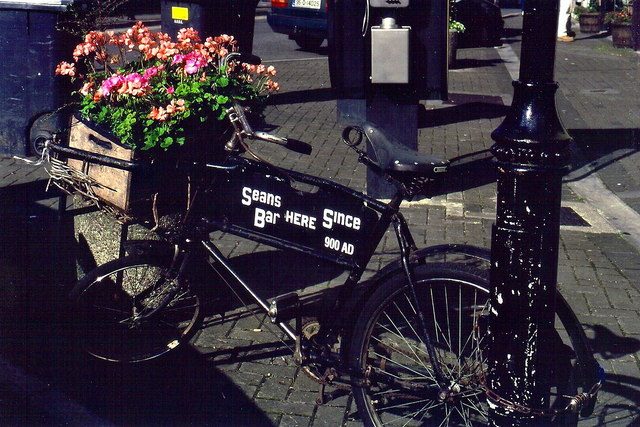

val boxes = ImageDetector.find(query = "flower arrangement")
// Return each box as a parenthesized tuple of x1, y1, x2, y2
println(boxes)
(449, 20, 466, 33)
(55, 22, 279, 151)
(574, 0, 600, 16)
(448, 0, 466, 33)
(605, 8, 632, 25)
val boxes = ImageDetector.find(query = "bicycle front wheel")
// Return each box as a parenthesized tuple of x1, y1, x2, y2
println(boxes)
(350, 263, 493, 426)
(70, 255, 202, 363)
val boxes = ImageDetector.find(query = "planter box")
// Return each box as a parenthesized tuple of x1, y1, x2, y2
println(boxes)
(611, 23, 633, 48)
(67, 115, 147, 214)
(578, 12, 603, 33)
(448, 30, 459, 67)
(60, 115, 186, 221)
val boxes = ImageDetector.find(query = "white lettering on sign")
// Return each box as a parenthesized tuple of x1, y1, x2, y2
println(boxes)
(284, 210, 316, 230)
(322, 209, 361, 231)
(242, 187, 282, 208)
(254, 207, 280, 228)
(324, 236, 355, 255)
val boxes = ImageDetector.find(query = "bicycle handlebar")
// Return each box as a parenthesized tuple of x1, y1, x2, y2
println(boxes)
(47, 142, 142, 171)
(252, 132, 313, 155)
(227, 103, 313, 156)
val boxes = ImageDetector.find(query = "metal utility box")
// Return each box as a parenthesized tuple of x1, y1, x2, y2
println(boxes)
(371, 24, 410, 84)
(161, 0, 258, 53)
(0, 0, 75, 157)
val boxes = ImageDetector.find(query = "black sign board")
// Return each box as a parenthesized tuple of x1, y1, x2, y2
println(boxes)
(207, 159, 380, 268)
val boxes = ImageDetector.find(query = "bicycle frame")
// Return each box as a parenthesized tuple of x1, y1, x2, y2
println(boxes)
(173, 153, 451, 386)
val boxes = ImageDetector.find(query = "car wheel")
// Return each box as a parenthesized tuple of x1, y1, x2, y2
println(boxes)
(294, 36, 324, 50)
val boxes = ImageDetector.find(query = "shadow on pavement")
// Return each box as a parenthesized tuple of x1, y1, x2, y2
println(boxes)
(434, 150, 496, 196)
(585, 324, 640, 361)
(268, 87, 336, 106)
(564, 128, 640, 183)
(581, 324, 640, 425)
(420, 94, 510, 128)
(0, 179, 275, 425)
(47, 346, 276, 426)
(450, 58, 505, 70)
(594, 372, 640, 426)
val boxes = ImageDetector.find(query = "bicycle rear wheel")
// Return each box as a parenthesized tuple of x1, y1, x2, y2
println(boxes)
(349, 262, 579, 426)
(70, 255, 202, 363)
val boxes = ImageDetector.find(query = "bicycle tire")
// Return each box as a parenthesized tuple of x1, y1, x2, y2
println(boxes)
(349, 262, 580, 426)
(70, 255, 203, 363)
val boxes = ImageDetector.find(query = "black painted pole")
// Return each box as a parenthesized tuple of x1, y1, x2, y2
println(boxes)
(487, 1, 572, 426)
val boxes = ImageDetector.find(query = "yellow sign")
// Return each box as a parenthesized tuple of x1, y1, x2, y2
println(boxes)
(171, 6, 189, 21)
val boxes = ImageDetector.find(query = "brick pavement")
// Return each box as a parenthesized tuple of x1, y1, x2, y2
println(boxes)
(0, 12, 639, 426)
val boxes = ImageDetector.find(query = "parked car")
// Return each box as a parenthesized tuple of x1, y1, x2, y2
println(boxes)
(267, 0, 327, 50)
(452, 0, 504, 47)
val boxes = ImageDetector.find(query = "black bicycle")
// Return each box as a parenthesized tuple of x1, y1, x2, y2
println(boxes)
(52, 70, 602, 426)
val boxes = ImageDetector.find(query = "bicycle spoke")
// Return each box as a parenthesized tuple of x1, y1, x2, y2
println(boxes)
(354, 271, 494, 427)
(380, 400, 444, 426)
(371, 351, 433, 380)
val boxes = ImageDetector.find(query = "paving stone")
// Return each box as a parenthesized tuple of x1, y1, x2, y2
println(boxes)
(312, 404, 347, 426)
(287, 389, 320, 404)
(256, 376, 293, 401)
(279, 414, 309, 427)
(241, 362, 297, 380)
(253, 398, 316, 417)
(617, 317, 640, 335)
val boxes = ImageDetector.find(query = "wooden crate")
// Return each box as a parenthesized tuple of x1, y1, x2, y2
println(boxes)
(67, 115, 152, 215)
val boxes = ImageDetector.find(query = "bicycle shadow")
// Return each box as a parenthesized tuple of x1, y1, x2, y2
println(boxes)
(0, 177, 277, 426)
(56, 345, 276, 426)
(581, 324, 640, 425)
(564, 128, 640, 184)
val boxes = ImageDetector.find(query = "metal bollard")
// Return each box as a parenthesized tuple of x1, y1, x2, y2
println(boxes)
(487, 1, 572, 425)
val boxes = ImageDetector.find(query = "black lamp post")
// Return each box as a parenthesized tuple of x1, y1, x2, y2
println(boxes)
(487, 1, 572, 425)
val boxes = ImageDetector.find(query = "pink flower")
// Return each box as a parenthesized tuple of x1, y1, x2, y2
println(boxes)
(143, 66, 160, 80)
(79, 81, 94, 96)
(118, 73, 150, 96)
(171, 54, 185, 65)
(100, 75, 124, 96)
(55, 61, 76, 77)
(166, 86, 175, 94)
(165, 99, 186, 114)
(148, 106, 168, 121)
(183, 52, 207, 74)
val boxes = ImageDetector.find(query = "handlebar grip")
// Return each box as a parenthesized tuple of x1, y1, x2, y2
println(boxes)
(48, 144, 142, 171)
(253, 131, 312, 155)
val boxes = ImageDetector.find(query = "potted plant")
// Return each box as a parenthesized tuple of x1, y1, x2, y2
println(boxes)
(448, 0, 466, 66)
(605, 8, 633, 48)
(56, 22, 277, 152)
(574, 0, 603, 33)
(448, 20, 466, 66)
(53, 22, 279, 218)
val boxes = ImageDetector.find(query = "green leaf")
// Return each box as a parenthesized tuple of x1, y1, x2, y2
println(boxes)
(162, 136, 174, 148)
(217, 77, 229, 88)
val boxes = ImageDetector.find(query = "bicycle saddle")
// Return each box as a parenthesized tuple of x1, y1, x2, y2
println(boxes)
(362, 123, 449, 176)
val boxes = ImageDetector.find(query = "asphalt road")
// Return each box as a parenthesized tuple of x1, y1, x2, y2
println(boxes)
(252, 16, 328, 62)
